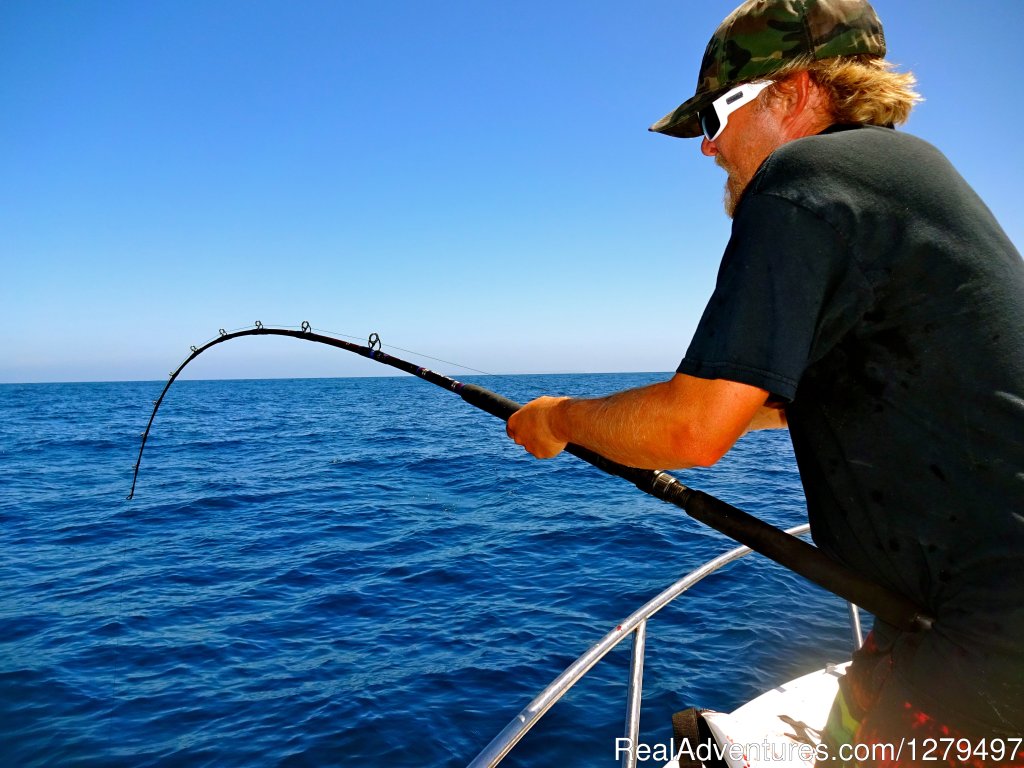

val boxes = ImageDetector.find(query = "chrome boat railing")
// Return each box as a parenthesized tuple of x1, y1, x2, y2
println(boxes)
(468, 523, 863, 768)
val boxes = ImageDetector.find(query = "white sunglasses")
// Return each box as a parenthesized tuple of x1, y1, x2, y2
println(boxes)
(697, 80, 772, 141)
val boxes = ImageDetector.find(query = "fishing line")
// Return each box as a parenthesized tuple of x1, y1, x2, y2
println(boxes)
(127, 321, 933, 633)
(312, 325, 497, 377)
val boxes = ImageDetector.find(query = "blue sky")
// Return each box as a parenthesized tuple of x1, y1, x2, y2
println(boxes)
(2, 0, 1021, 383)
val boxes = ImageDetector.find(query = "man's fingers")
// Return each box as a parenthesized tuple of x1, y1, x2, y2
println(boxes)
(505, 398, 568, 459)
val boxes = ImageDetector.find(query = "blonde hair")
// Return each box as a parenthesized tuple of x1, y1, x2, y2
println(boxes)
(770, 55, 922, 127)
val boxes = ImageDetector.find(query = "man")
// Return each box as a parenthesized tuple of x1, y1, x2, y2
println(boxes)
(506, 0, 1024, 761)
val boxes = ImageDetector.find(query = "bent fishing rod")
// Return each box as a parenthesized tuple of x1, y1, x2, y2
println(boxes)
(129, 322, 933, 633)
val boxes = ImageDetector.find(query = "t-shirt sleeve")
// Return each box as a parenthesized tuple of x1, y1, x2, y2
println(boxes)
(678, 193, 874, 402)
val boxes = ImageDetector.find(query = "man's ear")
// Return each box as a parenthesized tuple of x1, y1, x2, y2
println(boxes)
(771, 70, 829, 137)
(770, 72, 810, 113)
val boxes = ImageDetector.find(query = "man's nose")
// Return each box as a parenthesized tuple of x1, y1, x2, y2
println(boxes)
(701, 136, 718, 156)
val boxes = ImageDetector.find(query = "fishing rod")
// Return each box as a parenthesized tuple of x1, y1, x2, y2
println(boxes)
(129, 322, 933, 633)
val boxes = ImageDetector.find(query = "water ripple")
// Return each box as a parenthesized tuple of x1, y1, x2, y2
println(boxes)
(0, 376, 853, 767)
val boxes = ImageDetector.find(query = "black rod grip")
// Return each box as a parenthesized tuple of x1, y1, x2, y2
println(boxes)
(459, 383, 521, 421)
(673, 488, 931, 632)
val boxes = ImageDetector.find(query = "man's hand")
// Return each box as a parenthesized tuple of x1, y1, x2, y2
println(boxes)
(506, 396, 570, 459)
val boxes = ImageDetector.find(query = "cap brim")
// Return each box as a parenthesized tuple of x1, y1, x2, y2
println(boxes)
(649, 89, 721, 139)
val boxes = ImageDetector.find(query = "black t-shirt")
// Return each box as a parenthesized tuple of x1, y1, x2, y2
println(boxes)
(680, 124, 1024, 733)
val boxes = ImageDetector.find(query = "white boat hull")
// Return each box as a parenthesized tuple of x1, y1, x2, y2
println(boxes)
(665, 662, 849, 768)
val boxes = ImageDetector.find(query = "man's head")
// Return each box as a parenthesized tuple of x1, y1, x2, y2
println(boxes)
(652, 0, 920, 215)
(650, 0, 887, 140)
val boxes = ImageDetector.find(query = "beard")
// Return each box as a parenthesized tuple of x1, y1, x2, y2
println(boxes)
(716, 155, 747, 218)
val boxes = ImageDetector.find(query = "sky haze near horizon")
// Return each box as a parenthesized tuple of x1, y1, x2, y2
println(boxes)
(2, 0, 1022, 383)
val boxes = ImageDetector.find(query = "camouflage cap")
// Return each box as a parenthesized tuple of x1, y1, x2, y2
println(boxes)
(650, 0, 886, 138)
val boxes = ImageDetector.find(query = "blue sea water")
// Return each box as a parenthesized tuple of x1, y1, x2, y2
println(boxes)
(0, 373, 859, 767)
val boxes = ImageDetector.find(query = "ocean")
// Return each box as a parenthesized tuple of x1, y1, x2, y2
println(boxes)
(0, 373, 858, 767)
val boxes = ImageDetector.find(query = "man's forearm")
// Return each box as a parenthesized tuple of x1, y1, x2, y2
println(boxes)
(553, 381, 704, 468)
(507, 373, 773, 469)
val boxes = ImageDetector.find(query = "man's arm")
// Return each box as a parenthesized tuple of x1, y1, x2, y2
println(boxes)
(505, 373, 784, 469)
